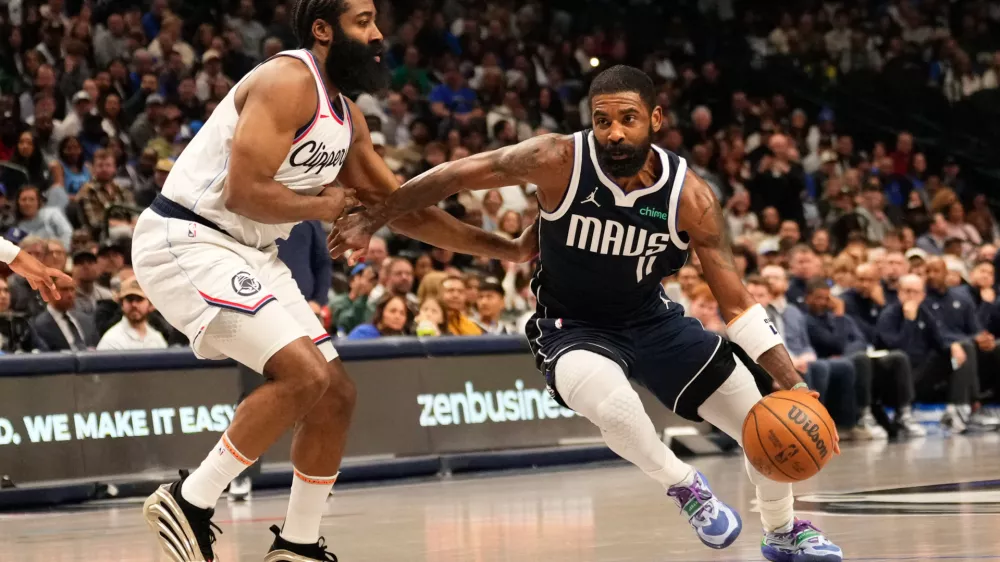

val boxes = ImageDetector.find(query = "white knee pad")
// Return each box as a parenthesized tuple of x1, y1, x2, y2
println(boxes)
(595, 386, 646, 450)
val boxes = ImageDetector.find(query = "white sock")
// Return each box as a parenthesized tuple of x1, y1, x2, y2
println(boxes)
(757, 491, 795, 532)
(181, 432, 256, 509)
(644, 449, 696, 489)
(280, 469, 338, 544)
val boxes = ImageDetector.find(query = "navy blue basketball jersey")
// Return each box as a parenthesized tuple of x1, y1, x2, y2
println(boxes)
(531, 130, 690, 325)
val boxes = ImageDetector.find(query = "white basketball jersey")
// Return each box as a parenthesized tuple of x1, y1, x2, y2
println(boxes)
(161, 49, 354, 248)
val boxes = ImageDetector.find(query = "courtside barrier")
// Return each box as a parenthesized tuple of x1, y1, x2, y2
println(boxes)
(0, 336, 697, 508)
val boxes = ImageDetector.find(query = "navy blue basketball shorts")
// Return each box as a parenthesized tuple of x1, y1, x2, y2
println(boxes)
(525, 308, 737, 422)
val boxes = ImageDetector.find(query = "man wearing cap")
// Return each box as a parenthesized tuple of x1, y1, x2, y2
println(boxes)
(146, 105, 182, 159)
(473, 277, 514, 334)
(196, 49, 227, 102)
(97, 276, 168, 350)
(128, 91, 163, 153)
(54, 90, 93, 142)
(331, 264, 375, 336)
(72, 249, 114, 316)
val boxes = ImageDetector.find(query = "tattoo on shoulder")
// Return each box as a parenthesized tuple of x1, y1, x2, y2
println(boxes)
(690, 176, 738, 272)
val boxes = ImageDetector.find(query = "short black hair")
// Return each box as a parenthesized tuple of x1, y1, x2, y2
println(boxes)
(291, 0, 348, 48)
(588, 65, 656, 112)
(806, 277, 831, 295)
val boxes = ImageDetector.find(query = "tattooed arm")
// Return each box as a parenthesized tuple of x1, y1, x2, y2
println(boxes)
(328, 133, 575, 258)
(678, 169, 805, 390)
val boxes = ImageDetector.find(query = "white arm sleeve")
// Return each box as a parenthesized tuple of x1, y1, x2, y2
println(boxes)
(726, 303, 785, 362)
(0, 238, 20, 264)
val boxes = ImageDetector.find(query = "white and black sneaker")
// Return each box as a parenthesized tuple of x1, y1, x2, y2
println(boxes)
(264, 525, 338, 562)
(142, 470, 222, 562)
(228, 475, 252, 502)
(941, 409, 967, 434)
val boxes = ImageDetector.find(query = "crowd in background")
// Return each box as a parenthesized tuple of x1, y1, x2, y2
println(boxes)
(0, 0, 999, 434)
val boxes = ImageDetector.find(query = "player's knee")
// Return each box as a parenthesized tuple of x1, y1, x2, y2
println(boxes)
(325, 365, 357, 418)
(595, 385, 645, 438)
(292, 363, 331, 405)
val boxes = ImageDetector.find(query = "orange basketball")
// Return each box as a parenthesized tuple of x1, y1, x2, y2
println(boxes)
(741, 390, 836, 483)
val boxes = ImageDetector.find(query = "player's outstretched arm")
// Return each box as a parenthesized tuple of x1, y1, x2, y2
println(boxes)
(0, 239, 72, 303)
(333, 101, 555, 262)
(678, 170, 805, 391)
(224, 58, 356, 225)
(329, 126, 573, 259)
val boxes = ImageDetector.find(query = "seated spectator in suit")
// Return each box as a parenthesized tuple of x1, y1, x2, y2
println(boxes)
(786, 244, 822, 309)
(441, 275, 484, 336)
(0, 277, 35, 353)
(347, 295, 414, 340)
(31, 277, 99, 351)
(96, 277, 168, 350)
(877, 274, 981, 433)
(841, 263, 888, 343)
(804, 278, 924, 438)
(749, 272, 858, 434)
(880, 250, 908, 305)
(923, 257, 1000, 428)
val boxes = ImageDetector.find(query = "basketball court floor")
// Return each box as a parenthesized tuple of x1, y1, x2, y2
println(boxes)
(5, 432, 1000, 561)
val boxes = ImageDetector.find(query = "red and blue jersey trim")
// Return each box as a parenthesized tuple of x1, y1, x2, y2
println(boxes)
(312, 334, 333, 346)
(199, 291, 276, 315)
(303, 50, 344, 124)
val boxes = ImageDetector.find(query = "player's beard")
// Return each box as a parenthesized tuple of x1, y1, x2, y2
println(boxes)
(324, 22, 389, 95)
(594, 127, 653, 178)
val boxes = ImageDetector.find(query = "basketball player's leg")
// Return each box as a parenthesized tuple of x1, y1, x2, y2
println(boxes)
(552, 349, 742, 549)
(697, 358, 843, 561)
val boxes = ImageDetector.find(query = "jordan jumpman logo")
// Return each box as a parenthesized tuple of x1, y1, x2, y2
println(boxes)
(581, 188, 601, 207)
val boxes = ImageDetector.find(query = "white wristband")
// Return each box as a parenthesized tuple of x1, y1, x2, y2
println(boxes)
(0, 238, 20, 264)
(726, 303, 784, 362)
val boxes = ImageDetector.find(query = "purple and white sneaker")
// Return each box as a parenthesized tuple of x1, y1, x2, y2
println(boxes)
(666, 471, 742, 549)
(761, 519, 843, 562)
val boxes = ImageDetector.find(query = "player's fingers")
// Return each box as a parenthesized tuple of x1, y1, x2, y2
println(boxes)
(329, 242, 351, 259)
(348, 249, 367, 266)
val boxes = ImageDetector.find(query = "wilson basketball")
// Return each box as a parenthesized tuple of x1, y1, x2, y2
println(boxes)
(741, 390, 836, 483)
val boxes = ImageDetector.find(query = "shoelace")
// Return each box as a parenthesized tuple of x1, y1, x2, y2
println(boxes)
(189, 509, 223, 557)
(667, 481, 714, 525)
(315, 537, 339, 562)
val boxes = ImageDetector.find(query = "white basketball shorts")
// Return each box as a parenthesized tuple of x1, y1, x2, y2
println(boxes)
(131, 207, 337, 374)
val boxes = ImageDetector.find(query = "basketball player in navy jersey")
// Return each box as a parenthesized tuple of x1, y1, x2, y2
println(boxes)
(330, 66, 844, 561)
(133, 1, 535, 561)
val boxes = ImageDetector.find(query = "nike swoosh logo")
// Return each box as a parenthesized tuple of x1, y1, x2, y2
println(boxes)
(319, 114, 330, 119)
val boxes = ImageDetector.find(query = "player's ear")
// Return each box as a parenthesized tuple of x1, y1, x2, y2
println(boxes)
(650, 105, 663, 133)
(311, 18, 334, 46)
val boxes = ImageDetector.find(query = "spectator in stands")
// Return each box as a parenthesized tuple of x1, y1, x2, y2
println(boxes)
(842, 263, 888, 343)
(31, 277, 98, 351)
(0, 277, 35, 353)
(415, 296, 446, 336)
(429, 61, 482, 131)
(665, 264, 701, 311)
(724, 190, 758, 240)
(830, 255, 856, 296)
(786, 245, 821, 309)
(51, 136, 92, 197)
(877, 274, 980, 433)
(855, 185, 895, 244)
(128, 93, 163, 155)
(275, 220, 331, 317)
(916, 213, 949, 255)
(880, 251, 908, 304)
(74, 149, 135, 239)
(12, 185, 72, 248)
(969, 260, 996, 310)
(803, 278, 922, 437)
(365, 236, 389, 275)
(72, 249, 113, 316)
(751, 134, 806, 227)
(9, 131, 52, 192)
(757, 268, 861, 436)
(332, 263, 375, 336)
(944, 200, 982, 258)
(473, 278, 514, 334)
(441, 275, 483, 336)
(96, 277, 167, 350)
(347, 295, 415, 340)
(96, 241, 128, 288)
(687, 283, 726, 334)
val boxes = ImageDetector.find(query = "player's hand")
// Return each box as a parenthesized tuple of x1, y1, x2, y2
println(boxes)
(791, 384, 840, 455)
(9, 251, 73, 303)
(902, 300, 920, 321)
(513, 220, 539, 263)
(328, 209, 380, 261)
(982, 287, 996, 303)
(318, 186, 359, 223)
(951, 342, 967, 367)
(870, 283, 886, 306)
(975, 331, 996, 352)
(830, 296, 845, 317)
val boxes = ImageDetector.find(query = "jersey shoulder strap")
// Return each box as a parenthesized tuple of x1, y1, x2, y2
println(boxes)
(539, 130, 584, 222)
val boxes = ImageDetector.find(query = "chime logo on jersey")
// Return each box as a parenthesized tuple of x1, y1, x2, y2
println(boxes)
(288, 140, 348, 174)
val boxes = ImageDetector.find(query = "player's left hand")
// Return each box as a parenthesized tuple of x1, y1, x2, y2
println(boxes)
(328, 209, 379, 261)
(9, 251, 73, 303)
(792, 384, 841, 455)
(513, 220, 539, 262)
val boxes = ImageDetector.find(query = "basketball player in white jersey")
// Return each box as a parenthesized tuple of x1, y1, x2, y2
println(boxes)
(0, 238, 72, 301)
(132, 1, 534, 561)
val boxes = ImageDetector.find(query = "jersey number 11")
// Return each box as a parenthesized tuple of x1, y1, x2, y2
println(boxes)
(636, 256, 657, 282)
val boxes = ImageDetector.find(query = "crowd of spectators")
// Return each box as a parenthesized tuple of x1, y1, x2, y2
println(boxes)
(0, 1, 999, 435)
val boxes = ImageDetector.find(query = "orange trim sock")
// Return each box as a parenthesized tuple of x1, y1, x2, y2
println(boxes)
(181, 432, 257, 509)
(280, 469, 339, 544)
